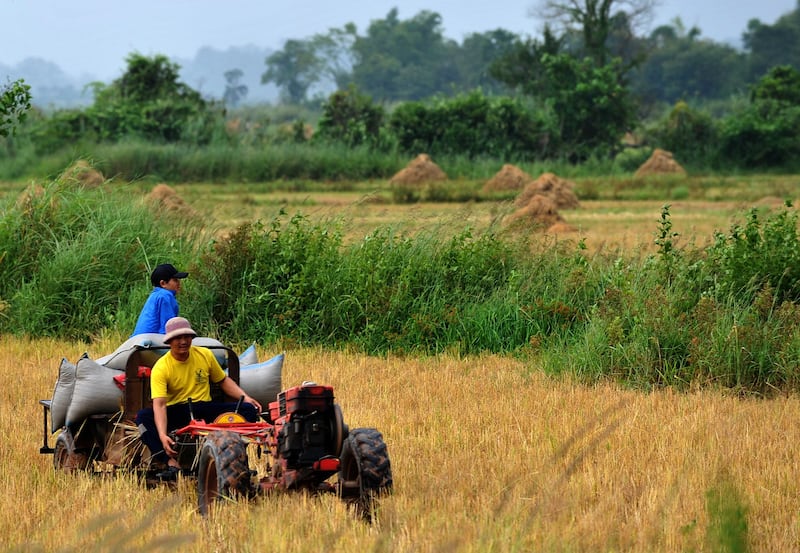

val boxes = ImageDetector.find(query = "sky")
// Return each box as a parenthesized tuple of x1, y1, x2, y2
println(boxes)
(1, 0, 797, 81)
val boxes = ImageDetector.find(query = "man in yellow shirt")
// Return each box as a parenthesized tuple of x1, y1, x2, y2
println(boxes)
(135, 316, 262, 480)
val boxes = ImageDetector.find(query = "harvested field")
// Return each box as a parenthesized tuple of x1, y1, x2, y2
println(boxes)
(6, 336, 800, 552)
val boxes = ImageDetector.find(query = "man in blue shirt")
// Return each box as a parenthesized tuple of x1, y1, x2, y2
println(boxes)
(132, 263, 188, 336)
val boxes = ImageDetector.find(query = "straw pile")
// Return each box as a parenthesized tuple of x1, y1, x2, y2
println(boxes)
(389, 154, 448, 186)
(147, 184, 199, 219)
(60, 159, 105, 188)
(634, 149, 687, 178)
(515, 172, 580, 210)
(481, 164, 533, 193)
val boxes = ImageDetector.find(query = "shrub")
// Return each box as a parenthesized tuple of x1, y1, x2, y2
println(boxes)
(389, 90, 549, 160)
(315, 86, 385, 148)
(647, 101, 718, 166)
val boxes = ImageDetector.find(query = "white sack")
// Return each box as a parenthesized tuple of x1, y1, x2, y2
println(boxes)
(50, 357, 76, 433)
(239, 353, 284, 408)
(65, 355, 124, 425)
(96, 333, 168, 370)
(239, 342, 258, 367)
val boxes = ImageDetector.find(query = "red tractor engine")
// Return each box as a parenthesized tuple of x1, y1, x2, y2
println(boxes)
(263, 382, 347, 491)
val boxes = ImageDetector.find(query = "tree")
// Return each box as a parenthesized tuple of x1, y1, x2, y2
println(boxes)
(309, 24, 359, 91)
(631, 19, 746, 105)
(744, 6, 800, 81)
(535, 0, 657, 68)
(454, 29, 519, 93)
(539, 53, 635, 160)
(719, 65, 800, 168)
(113, 53, 201, 105)
(0, 79, 32, 137)
(315, 85, 384, 147)
(489, 25, 564, 96)
(751, 64, 800, 104)
(223, 68, 248, 107)
(91, 53, 210, 143)
(262, 39, 322, 104)
(350, 8, 459, 101)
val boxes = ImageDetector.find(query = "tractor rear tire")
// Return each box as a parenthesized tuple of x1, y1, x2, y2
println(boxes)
(197, 431, 251, 516)
(338, 427, 392, 518)
(331, 403, 347, 457)
(53, 428, 90, 472)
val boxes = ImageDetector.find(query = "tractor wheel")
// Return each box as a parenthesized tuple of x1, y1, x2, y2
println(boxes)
(331, 403, 347, 457)
(197, 431, 252, 516)
(338, 427, 392, 518)
(53, 429, 90, 473)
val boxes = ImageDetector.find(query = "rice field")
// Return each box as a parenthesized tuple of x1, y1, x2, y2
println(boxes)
(2, 174, 800, 551)
(3, 334, 800, 552)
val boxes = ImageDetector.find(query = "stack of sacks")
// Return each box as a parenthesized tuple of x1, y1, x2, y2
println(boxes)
(50, 353, 123, 432)
(48, 340, 284, 432)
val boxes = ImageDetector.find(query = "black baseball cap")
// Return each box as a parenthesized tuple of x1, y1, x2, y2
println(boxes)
(150, 263, 189, 287)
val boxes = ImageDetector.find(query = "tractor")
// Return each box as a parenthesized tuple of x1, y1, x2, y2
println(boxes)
(38, 340, 392, 517)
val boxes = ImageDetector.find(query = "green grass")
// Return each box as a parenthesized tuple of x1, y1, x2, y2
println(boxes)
(3, 173, 800, 395)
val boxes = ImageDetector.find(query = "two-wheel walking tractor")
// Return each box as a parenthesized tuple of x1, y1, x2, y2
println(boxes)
(38, 342, 392, 517)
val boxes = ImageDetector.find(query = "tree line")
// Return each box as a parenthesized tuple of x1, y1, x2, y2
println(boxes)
(261, 4, 800, 107)
(3, 1, 800, 172)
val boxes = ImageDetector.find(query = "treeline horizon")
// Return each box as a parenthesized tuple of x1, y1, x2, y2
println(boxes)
(7, 4, 798, 110)
(4, 2, 800, 179)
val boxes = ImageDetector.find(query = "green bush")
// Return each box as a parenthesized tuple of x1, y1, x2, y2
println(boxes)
(647, 101, 718, 166)
(3, 182, 800, 394)
(705, 206, 800, 303)
(315, 86, 385, 148)
(717, 66, 800, 169)
(389, 90, 549, 161)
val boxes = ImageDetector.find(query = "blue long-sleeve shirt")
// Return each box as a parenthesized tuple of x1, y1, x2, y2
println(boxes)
(131, 287, 179, 336)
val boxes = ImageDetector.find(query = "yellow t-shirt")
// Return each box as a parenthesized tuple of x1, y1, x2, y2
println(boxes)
(150, 346, 226, 406)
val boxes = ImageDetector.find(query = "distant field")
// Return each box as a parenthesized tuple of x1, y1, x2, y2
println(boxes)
(3, 173, 799, 255)
(156, 174, 800, 254)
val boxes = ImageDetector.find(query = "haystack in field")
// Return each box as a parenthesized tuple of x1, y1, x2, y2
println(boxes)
(515, 172, 580, 210)
(546, 221, 578, 234)
(15, 183, 45, 210)
(60, 159, 105, 188)
(147, 184, 199, 219)
(507, 194, 565, 230)
(481, 164, 533, 193)
(634, 148, 687, 178)
(389, 154, 448, 186)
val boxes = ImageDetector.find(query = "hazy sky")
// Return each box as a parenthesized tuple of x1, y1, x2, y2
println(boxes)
(2, 0, 796, 80)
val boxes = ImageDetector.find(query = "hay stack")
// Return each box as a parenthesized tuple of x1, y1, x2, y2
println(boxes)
(15, 183, 45, 210)
(515, 172, 580, 209)
(389, 154, 448, 186)
(481, 164, 533, 193)
(634, 149, 687, 178)
(546, 221, 578, 234)
(507, 194, 565, 229)
(147, 184, 199, 219)
(60, 160, 105, 188)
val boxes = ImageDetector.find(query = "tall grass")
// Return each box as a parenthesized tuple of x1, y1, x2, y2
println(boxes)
(3, 181, 800, 394)
(0, 179, 202, 340)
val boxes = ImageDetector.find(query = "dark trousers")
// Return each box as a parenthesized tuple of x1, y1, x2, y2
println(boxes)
(135, 401, 259, 464)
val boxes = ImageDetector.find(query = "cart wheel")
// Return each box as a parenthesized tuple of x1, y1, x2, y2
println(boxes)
(53, 429, 90, 472)
(338, 427, 392, 519)
(197, 431, 251, 516)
